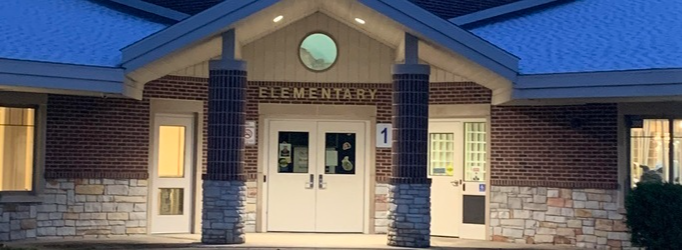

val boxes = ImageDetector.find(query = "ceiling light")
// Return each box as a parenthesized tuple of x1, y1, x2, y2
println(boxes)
(354, 18, 366, 24)
(273, 15, 284, 23)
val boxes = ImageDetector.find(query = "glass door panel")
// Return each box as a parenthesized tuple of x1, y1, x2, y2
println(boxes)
(429, 133, 455, 176)
(464, 122, 487, 182)
(277, 132, 309, 174)
(324, 133, 356, 175)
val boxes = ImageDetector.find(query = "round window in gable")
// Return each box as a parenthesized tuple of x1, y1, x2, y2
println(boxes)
(299, 33, 338, 71)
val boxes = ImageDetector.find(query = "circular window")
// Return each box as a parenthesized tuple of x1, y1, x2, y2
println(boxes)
(299, 33, 338, 71)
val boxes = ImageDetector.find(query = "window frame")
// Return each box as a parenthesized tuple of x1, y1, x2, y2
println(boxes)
(625, 116, 681, 188)
(0, 92, 46, 202)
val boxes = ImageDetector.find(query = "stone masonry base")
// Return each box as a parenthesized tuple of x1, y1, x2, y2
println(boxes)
(387, 183, 431, 248)
(0, 178, 148, 241)
(201, 180, 246, 244)
(490, 186, 632, 249)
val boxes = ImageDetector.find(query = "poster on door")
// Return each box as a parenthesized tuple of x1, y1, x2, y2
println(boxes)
(292, 147, 309, 173)
(278, 143, 292, 171)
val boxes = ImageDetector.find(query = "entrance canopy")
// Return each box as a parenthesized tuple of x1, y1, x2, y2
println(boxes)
(121, 0, 518, 102)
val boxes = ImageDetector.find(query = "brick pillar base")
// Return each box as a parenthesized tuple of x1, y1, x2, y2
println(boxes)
(387, 64, 431, 248)
(387, 183, 431, 248)
(201, 180, 246, 244)
(202, 60, 247, 244)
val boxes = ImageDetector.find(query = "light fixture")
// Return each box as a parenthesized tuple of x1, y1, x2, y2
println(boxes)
(273, 15, 284, 23)
(354, 18, 366, 24)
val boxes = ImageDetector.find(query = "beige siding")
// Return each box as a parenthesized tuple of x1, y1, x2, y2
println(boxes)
(170, 12, 470, 83)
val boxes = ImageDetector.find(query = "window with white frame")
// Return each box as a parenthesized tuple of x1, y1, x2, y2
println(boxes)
(629, 118, 682, 185)
(0, 106, 35, 191)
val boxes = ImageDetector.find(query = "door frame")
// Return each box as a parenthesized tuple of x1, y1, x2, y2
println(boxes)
(259, 117, 373, 233)
(147, 99, 203, 235)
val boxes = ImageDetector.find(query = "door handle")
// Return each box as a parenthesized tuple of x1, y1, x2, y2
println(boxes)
(450, 180, 462, 187)
(319, 174, 327, 189)
(305, 174, 314, 189)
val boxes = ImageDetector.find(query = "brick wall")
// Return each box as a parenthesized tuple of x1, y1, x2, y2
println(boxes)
(45, 77, 492, 182)
(45, 76, 208, 179)
(489, 104, 619, 189)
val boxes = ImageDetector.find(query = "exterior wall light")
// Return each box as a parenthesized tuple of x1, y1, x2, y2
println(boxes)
(354, 18, 366, 24)
(273, 15, 284, 23)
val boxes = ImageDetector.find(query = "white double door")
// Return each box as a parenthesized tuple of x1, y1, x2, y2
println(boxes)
(266, 120, 366, 232)
(150, 114, 195, 234)
(430, 120, 487, 239)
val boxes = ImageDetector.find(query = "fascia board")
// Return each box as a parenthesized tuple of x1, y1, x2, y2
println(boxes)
(450, 0, 557, 26)
(109, 0, 190, 21)
(516, 68, 682, 89)
(513, 83, 681, 100)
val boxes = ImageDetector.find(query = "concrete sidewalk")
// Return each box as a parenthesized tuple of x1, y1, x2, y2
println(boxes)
(7, 233, 581, 250)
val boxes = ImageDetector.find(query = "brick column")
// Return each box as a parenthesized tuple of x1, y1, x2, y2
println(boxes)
(387, 64, 431, 248)
(202, 60, 247, 244)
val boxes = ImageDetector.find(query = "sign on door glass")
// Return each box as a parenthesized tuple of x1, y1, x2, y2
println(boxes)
(429, 133, 454, 176)
(325, 133, 356, 175)
(278, 132, 309, 173)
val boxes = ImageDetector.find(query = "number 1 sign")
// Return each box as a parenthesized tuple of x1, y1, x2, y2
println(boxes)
(376, 123, 392, 148)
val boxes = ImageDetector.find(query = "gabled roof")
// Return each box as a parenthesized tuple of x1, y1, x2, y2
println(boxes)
(0, 0, 169, 67)
(467, 0, 682, 75)
(122, 0, 519, 80)
(139, 0, 521, 20)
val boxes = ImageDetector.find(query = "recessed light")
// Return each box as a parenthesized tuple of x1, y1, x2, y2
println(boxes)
(273, 15, 284, 23)
(354, 18, 366, 24)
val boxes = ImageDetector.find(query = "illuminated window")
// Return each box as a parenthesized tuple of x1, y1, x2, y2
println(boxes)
(299, 33, 338, 71)
(629, 118, 682, 185)
(158, 126, 186, 178)
(0, 107, 35, 191)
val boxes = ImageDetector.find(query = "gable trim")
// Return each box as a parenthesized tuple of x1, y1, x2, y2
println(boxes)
(450, 0, 557, 26)
(0, 59, 135, 98)
(109, 0, 190, 22)
(121, 0, 279, 72)
(360, 0, 519, 80)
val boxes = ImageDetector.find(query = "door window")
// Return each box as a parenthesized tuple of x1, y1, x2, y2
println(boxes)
(429, 133, 455, 176)
(464, 123, 487, 182)
(158, 126, 186, 178)
(159, 188, 184, 215)
(324, 133, 356, 174)
(278, 132, 309, 173)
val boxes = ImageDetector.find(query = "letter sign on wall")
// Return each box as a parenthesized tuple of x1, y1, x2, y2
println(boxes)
(376, 123, 392, 148)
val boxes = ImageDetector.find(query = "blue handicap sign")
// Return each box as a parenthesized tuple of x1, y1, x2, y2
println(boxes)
(479, 184, 486, 192)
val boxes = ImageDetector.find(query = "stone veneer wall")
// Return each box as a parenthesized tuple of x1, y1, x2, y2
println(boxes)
(37, 179, 148, 238)
(0, 203, 37, 241)
(244, 182, 257, 232)
(374, 183, 389, 234)
(490, 186, 632, 249)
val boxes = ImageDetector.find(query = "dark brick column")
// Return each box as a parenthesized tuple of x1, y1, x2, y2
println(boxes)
(387, 64, 431, 248)
(201, 60, 247, 244)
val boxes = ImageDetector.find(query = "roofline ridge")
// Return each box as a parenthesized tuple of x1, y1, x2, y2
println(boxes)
(107, 0, 190, 22)
(449, 0, 560, 26)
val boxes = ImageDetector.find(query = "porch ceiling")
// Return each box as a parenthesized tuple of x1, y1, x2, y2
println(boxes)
(125, 0, 513, 103)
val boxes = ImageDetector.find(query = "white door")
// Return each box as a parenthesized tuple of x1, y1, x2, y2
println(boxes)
(429, 120, 487, 239)
(266, 121, 317, 232)
(315, 121, 366, 232)
(150, 114, 195, 234)
(266, 120, 366, 232)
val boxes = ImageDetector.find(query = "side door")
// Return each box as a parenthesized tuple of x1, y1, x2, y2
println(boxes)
(428, 121, 463, 237)
(150, 114, 195, 233)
